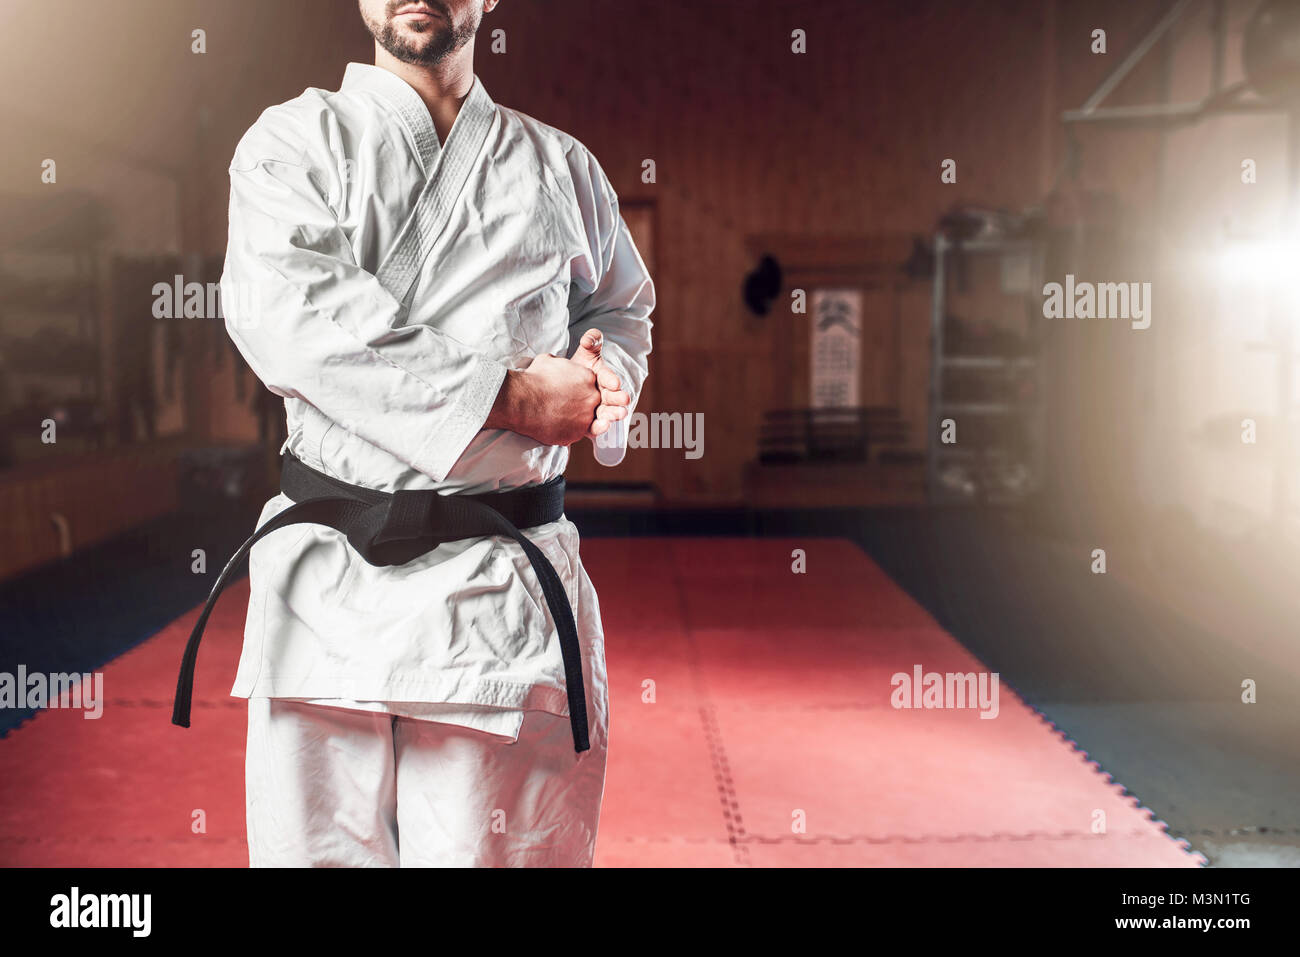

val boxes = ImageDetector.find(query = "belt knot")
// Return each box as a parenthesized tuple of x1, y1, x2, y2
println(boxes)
(346, 489, 442, 567)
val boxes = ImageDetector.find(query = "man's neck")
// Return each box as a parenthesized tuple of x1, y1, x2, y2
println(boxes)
(374, 44, 474, 144)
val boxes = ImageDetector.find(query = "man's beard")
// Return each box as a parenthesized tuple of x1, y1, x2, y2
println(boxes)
(363, 1, 478, 66)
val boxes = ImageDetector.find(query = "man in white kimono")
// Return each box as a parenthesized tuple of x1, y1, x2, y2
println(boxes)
(210, 0, 654, 867)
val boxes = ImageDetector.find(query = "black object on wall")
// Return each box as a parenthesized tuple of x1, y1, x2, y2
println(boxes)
(742, 254, 783, 316)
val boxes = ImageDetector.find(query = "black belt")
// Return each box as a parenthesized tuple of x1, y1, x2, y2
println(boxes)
(171, 454, 589, 752)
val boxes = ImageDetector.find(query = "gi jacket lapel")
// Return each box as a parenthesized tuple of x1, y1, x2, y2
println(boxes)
(341, 62, 498, 308)
(341, 62, 443, 171)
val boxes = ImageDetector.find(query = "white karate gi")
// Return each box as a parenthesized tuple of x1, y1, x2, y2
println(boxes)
(221, 62, 653, 866)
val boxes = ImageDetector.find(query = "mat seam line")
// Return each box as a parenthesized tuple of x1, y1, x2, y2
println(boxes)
(673, 554, 750, 868)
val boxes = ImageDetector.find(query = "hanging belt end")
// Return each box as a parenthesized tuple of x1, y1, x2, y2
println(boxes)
(171, 692, 193, 729)
(571, 715, 590, 753)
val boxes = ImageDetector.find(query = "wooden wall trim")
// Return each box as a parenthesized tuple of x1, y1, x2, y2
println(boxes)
(0, 441, 186, 581)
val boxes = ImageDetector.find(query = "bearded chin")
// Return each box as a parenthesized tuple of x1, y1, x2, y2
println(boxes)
(375, 22, 458, 66)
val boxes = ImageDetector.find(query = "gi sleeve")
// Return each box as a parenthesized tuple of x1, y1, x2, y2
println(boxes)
(565, 152, 655, 467)
(221, 117, 506, 483)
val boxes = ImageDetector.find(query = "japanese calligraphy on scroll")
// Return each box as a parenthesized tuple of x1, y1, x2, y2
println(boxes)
(810, 288, 862, 408)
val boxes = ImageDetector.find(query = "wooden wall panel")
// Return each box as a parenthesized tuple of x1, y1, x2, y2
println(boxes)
(0, 444, 180, 581)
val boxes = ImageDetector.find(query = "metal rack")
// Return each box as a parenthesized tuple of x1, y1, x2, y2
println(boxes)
(927, 233, 1047, 504)
(0, 191, 110, 467)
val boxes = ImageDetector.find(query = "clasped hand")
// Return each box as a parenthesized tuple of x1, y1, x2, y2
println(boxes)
(485, 329, 629, 447)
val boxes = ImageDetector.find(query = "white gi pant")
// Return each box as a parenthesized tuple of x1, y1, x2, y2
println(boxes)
(245, 699, 609, 867)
